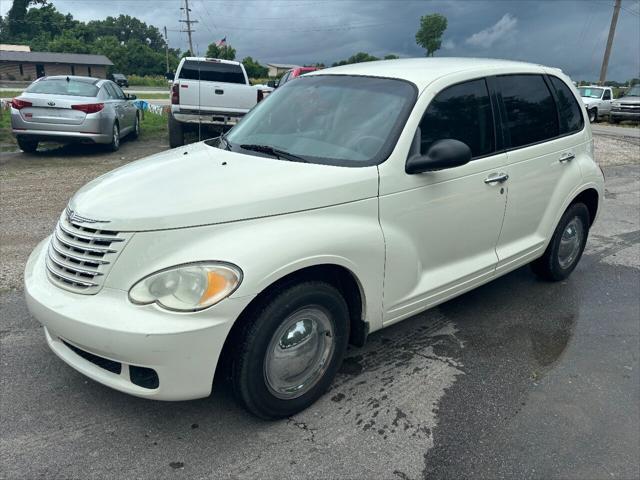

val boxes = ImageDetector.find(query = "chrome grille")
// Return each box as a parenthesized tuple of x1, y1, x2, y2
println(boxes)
(46, 212, 130, 294)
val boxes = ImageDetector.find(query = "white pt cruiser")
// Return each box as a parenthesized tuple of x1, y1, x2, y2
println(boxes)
(25, 58, 604, 418)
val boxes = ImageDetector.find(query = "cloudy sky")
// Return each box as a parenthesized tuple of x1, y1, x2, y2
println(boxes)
(3, 0, 639, 81)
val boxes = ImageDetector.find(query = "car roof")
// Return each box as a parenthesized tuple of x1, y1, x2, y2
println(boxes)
(306, 57, 555, 91)
(181, 57, 241, 66)
(37, 75, 100, 84)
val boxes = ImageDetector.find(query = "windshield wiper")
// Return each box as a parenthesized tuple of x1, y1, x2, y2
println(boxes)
(239, 144, 309, 163)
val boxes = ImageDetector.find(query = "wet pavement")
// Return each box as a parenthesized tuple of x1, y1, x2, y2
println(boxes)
(1, 155, 639, 478)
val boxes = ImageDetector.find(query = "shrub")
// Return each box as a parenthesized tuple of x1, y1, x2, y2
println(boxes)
(127, 75, 169, 87)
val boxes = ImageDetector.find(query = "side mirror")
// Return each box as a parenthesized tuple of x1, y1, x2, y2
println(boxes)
(126, 93, 137, 100)
(406, 138, 472, 174)
(267, 80, 276, 88)
(165, 72, 175, 81)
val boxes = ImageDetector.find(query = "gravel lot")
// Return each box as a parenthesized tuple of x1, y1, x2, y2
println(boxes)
(1, 132, 638, 479)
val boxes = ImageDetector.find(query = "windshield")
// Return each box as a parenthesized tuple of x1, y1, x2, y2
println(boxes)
(578, 87, 603, 99)
(222, 75, 417, 166)
(26, 79, 99, 97)
(623, 85, 640, 97)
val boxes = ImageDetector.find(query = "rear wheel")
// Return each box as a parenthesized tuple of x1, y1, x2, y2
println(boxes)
(168, 114, 184, 148)
(107, 122, 120, 152)
(231, 281, 350, 419)
(530, 203, 590, 281)
(130, 114, 140, 139)
(588, 108, 598, 123)
(17, 137, 38, 153)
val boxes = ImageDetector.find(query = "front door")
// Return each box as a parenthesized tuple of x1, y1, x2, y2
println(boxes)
(379, 77, 508, 325)
(36, 64, 45, 78)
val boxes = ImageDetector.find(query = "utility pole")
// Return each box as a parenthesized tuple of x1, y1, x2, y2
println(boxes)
(599, 0, 621, 85)
(163, 26, 170, 73)
(179, 0, 198, 55)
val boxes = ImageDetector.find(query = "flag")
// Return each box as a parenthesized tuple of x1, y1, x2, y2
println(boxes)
(216, 37, 227, 47)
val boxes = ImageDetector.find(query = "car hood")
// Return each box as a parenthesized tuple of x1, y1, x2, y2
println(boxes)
(615, 96, 640, 105)
(68, 142, 379, 231)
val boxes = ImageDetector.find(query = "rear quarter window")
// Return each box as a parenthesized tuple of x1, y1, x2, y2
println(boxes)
(178, 60, 246, 84)
(497, 74, 559, 148)
(548, 76, 584, 135)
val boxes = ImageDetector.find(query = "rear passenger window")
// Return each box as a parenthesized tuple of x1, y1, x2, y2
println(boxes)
(419, 78, 495, 158)
(498, 74, 559, 148)
(549, 76, 584, 135)
(179, 60, 246, 84)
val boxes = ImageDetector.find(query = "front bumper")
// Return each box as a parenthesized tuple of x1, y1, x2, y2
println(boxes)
(25, 239, 255, 400)
(610, 109, 640, 121)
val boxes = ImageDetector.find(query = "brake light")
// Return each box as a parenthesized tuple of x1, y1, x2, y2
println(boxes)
(72, 103, 104, 114)
(171, 84, 180, 104)
(257, 89, 264, 103)
(11, 98, 32, 110)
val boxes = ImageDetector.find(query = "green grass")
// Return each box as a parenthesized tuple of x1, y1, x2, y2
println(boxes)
(139, 111, 167, 140)
(1, 91, 24, 98)
(0, 111, 15, 144)
(127, 75, 169, 87)
(133, 92, 169, 99)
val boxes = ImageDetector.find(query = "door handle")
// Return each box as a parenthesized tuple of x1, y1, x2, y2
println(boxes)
(215, 89, 224, 95)
(559, 152, 575, 163)
(484, 173, 509, 184)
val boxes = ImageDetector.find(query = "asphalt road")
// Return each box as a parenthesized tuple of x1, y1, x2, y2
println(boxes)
(1, 157, 639, 478)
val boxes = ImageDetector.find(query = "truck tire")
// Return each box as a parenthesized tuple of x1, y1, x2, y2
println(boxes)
(168, 114, 184, 148)
(588, 108, 598, 123)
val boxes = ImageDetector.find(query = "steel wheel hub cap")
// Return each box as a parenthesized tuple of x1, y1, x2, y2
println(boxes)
(264, 307, 335, 399)
(558, 217, 583, 269)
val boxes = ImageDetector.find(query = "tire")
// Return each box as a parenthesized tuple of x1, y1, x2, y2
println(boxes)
(231, 281, 350, 419)
(107, 122, 120, 152)
(168, 114, 184, 148)
(588, 108, 598, 123)
(530, 203, 590, 282)
(17, 137, 38, 153)
(130, 114, 140, 139)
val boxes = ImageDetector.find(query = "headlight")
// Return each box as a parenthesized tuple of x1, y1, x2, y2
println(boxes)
(129, 262, 242, 312)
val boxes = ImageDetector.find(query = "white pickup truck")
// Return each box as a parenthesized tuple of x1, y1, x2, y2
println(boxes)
(168, 57, 267, 147)
(577, 85, 614, 123)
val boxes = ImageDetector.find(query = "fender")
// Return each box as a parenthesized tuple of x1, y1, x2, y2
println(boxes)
(105, 197, 386, 332)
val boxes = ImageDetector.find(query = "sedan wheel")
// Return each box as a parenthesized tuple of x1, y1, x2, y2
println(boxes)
(108, 123, 120, 152)
(131, 115, 140, 139)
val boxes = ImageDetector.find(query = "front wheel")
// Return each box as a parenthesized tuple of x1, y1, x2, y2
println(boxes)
(530, 203, 590, 281)
(17, 137, 38, 153)
(588, 108, 598, 123)
(130, 114, 140, 139)
(231, 281, 350, 419)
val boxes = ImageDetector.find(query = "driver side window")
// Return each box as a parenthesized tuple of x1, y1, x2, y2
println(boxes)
(418, 78, 495, 159)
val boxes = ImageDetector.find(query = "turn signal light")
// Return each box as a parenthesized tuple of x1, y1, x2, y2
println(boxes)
(71, 103, 104, 114)
(11, 98, 32, 110)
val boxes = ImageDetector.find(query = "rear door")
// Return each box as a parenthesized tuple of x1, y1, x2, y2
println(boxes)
(493, 74, 586, 273)
(110, 82, 136, 131)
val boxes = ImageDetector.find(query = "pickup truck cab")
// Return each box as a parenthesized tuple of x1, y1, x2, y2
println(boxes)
(168, 57, 265, 147)
(25, 58, 604, 419)
(577, 85, 614, 123)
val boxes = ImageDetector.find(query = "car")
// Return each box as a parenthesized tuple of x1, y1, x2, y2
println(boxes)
(108, 73, 129, 88)
(24, 58, 603, 419)
(11, 75, 139, 153)
(167, 57, 268, 148)
(577, 85, 614, 123)
(275, 66, 319, 87)
(610, 84, 640, 123)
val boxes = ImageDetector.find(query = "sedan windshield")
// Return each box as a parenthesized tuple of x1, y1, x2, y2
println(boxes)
(222, 75, 417, 166)
(26, 79, 99, 97)
(578, 87, 603, 99)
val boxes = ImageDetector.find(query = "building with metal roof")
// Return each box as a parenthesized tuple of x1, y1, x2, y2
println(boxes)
(0, 49, 113, 81)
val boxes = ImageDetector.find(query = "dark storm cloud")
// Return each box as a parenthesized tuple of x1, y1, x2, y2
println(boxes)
(13, 0, 640, 81)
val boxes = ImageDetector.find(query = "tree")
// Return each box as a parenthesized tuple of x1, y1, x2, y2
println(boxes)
(415, 13, 447, 57)
(206, 43, 236, 60)
(242, 57, 268, 78)
(384, 54, 400, 60)
(331, 52, 379, 67)
(3, 0, 47, 39)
